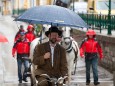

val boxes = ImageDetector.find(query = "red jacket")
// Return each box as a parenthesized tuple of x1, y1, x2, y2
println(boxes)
(80, 38, 103, 59)
(25, 31, 36, 42)
(12, 38, 30, 56)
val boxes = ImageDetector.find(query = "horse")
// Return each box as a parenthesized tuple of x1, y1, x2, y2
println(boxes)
(61, 27, 80, 84)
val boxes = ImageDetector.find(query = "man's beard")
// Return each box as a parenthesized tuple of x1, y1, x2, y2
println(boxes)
(49, 38, 57, 44)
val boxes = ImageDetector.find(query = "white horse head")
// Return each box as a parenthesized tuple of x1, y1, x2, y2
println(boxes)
(61, 27, 80, 57)
(62, 27, 71, 37)
(40, 24, 50, 43)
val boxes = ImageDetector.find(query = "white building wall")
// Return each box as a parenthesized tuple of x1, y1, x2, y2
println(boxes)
(40, 0, 47, 5)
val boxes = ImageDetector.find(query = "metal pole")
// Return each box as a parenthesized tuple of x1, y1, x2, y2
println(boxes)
(99, 12, 102, 33)
(53, 0, 56, 5)
(18, 0, 19, 15)
(108, 0, 111, 35)
(73, 0, 75, 11)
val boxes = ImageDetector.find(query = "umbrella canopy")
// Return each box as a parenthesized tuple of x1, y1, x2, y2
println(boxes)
(15, 5, 88, 28)
(0, 34, 8, 42)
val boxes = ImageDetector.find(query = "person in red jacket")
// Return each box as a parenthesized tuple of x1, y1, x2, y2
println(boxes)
(14, 25, 25, 43)
(25, 24, 36, 42)
(12, 32, 30, 83)
(80, 29, 103, 85)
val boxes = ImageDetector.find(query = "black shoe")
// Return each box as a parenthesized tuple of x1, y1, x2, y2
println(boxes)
(86, 82, 90, 85)
(94, 82, 100, 85)
(22, 79, 28, 82)
(19, 80, 22, 83)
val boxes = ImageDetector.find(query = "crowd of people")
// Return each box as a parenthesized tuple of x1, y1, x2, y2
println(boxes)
(12, 24, 36, 83)
(12, 25, 104, 86)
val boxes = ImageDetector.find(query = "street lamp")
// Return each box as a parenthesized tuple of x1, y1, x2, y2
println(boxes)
(108, 0, 112, 35)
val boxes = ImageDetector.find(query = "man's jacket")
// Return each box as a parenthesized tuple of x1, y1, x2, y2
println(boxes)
(33, 42, 68, 78)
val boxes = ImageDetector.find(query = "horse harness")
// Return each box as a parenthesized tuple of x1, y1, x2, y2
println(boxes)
(63, 37, 73, 53)
(39, 37, 47, 43)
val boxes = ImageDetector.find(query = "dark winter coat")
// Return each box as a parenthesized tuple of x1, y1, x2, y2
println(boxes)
(33, 42, 68, 78)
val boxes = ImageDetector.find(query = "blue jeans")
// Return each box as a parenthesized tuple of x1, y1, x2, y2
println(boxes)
(85, 57, 98, 82)
(17, 58, 29, 81)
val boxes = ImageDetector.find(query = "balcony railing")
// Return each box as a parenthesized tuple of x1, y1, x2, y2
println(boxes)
(78, 13, 115, 33)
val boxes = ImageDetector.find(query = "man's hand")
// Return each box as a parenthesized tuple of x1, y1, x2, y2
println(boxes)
(44, 52, 50, 59)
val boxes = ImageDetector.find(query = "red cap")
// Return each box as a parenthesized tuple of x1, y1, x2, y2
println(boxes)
(86, 30, 96, 36)
(27, 24, 34, 31)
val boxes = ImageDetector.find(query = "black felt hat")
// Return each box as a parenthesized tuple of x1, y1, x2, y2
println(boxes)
(45, 26, 62, 37)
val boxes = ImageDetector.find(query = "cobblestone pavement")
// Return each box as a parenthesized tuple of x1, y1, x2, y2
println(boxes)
(0, 59, 113, 86)
(0, 82, 113, 86)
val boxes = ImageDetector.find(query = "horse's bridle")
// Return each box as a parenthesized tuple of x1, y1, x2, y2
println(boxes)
(39, 37, 47, 43)
(63, 37, 73, 53)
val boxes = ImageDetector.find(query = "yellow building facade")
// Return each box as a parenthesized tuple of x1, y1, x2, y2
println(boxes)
(12, 0, 53, 15)
(2, 0, 53, 15)
(2, 0, 12, 15)
(88, 0, 115, 15)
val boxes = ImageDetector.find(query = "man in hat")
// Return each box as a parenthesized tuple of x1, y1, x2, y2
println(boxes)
(80, 29, 103, 85)
(33, 26, 68, 86)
